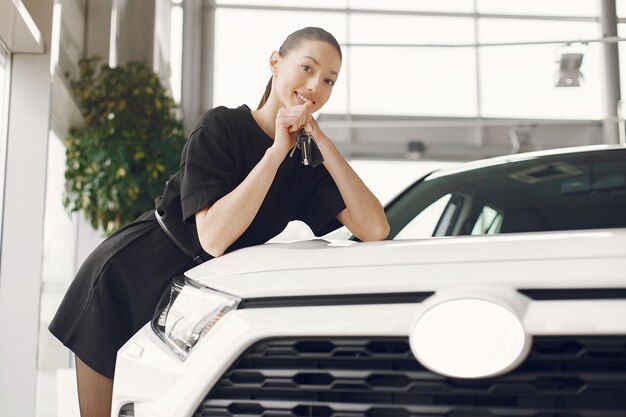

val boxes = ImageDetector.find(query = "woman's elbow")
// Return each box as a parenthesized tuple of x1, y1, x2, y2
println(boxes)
(372, 221, 391, 241)
(199, 234, 227, 258)
(356, 220, 390, 242)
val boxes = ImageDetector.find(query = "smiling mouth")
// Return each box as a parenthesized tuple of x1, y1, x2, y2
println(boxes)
(295, 92, 315, 105)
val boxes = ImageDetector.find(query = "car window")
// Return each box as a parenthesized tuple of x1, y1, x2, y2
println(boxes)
(386, 148, 626, 240)
(471, 205, 503, 235)
(395, 194, 452, 239)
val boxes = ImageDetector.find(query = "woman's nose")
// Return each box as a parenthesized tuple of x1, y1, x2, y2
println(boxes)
(307, 77, 322, 93)
(307, 78, 320, 93)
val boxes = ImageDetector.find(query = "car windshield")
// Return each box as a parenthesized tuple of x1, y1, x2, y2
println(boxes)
(385, 147, 626, 240)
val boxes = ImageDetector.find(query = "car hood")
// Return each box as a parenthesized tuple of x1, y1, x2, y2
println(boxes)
(185, 229, 626, 298)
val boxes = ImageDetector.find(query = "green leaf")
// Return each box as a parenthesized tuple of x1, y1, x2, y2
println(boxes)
(63, 56, 186, 235)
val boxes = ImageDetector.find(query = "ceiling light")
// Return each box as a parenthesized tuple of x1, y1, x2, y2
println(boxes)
(555, 53, 584, 87)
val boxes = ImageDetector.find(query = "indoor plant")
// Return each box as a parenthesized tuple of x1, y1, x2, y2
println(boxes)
(63, 56, 186, 235)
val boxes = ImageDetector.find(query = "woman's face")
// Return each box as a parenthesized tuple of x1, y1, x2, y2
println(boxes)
(271, 40, 341, 113)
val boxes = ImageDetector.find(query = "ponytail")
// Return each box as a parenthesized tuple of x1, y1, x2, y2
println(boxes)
(257, 76, 272, 110)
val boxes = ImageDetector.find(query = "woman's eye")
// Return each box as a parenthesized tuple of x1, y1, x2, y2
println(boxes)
(325, 79, 336, 86)
(301, 65, 312, 72)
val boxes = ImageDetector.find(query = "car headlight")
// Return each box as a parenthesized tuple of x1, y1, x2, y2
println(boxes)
(151, 275, 240, 360)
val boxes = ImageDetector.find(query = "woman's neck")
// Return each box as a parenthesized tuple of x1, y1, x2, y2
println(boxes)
(251, 102, 279, 140)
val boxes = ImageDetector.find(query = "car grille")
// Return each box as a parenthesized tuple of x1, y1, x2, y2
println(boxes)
(193, 336, 626, 417)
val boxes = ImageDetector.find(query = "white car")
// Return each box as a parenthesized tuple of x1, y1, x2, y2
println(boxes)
(113, 145, 626, 417)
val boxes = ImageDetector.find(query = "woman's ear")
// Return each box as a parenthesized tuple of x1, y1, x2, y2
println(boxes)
(270, 51, 280, 76)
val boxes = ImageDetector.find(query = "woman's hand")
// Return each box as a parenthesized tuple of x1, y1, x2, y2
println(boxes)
(273, 102, 313, 154)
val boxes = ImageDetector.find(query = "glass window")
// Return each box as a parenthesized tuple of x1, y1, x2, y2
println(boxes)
(350, 0, 473, 13)
(37, 130, 79, 415)
(385, 148, 626, 240)
(471, 205, 503, 234)
(349, 46, 477, 116)
(348, 14, 476, 116)
(170, 1, 183, 103)
(212, 4, 609, 120)
(349, 160, 459, 205)
(0, 44, 10, 239)
(395, 194, 452, 239)
(41, 131, 77, 289)
(477, 0, 598, 17)
(213, 8, 347, 113)
(479, 19, 602, 119)
(479, 18, 599, 44)
(350, 14, 474, 44)
(216, 0, 347, 7)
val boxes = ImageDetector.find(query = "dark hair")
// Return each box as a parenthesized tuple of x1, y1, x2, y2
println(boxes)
(257, 27, 342, 109)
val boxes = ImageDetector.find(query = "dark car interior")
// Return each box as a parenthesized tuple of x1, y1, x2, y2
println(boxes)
(386, 148, 626, 239)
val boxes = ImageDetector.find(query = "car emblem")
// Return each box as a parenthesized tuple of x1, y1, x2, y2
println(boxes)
(409, 296, 531, 379)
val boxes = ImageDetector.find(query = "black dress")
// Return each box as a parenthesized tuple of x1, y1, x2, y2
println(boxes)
(49, 105, 346, 378)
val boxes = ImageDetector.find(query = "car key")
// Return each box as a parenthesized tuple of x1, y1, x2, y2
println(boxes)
(300, 130, 311, 165)
(290, 128, 323, 167)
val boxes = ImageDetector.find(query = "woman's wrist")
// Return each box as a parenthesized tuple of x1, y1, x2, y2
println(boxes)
(265, 145, 289, 165)
(314, 133, 335, 154)
(310, 122, 332, 148)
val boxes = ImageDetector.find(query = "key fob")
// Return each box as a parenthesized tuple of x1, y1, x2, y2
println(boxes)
(295, 129, 324, 167)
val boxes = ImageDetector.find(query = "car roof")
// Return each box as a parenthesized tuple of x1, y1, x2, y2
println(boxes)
(427, 144, 626, 180)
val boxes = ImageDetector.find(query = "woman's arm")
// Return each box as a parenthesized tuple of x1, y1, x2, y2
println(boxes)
(310, 119, 390, 241)
(194, 146, 284, 257)
(195, 105, 311, 257)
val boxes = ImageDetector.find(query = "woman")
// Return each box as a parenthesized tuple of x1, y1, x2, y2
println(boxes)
(50, 26, 389, 417)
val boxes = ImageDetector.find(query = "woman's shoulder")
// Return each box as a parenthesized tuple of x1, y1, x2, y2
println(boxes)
(195, 104, 251, 131)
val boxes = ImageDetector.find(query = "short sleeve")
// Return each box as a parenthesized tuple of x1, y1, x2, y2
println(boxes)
(295, 165, 346, 236)
(180, 109, 238, 223)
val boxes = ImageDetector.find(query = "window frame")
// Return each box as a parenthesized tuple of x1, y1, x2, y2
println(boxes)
(0, 41, 12, 238)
